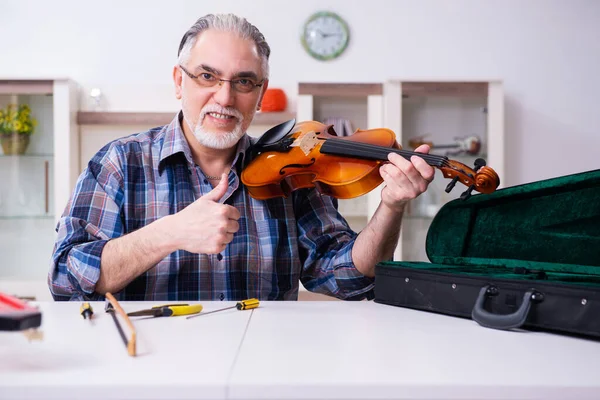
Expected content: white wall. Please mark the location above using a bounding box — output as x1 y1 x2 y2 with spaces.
2 0 599 185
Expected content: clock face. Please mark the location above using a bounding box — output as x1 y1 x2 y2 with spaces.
301 11 350 61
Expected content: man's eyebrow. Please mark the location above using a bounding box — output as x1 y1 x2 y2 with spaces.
194 64 260 80
234 71 260 81
195 64 221 75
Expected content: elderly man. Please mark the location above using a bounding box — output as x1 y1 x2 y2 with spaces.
49 13 434 301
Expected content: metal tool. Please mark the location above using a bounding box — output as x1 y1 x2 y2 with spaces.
127 304 203 318
80 302 94 320
186 298 259 319
105 301 128 350
105 293 137 357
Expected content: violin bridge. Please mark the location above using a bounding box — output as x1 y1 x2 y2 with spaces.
290 131 318 156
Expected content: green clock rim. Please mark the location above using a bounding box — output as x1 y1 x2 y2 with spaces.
301 11 350 61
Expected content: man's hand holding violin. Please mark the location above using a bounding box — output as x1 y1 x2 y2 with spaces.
379 144 435 213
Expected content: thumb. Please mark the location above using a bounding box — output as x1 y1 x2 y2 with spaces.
203 173 229 202
414 144 430 154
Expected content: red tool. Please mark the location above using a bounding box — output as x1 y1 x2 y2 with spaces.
0 292 42 331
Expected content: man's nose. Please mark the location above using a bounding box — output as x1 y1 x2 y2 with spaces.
212 80 235 106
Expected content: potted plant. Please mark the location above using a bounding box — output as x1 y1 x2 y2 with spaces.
0 103 37 155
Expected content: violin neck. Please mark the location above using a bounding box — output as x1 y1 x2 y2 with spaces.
320 138 448 168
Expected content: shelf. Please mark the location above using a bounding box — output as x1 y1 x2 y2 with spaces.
77 111 297 126
299 83 383 97
0 153 53 159
0 80 54 95
0 215 54 220
253 111 297 125
402 82 488 98
77 111 173 126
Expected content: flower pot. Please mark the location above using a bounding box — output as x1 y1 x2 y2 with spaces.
1 133 30 155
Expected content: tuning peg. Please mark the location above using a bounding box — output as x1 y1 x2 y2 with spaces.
474 158 486 171
445 176 459 193
460 184 475 200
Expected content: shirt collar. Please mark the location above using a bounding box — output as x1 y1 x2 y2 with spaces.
158 111 253 174
158 111 194 172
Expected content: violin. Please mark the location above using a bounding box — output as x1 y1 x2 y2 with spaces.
241 120 500 201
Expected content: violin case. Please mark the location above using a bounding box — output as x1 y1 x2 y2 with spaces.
373 168 600 338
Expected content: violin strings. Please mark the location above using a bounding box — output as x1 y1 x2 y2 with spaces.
327 138 447 164
327 138 454 168
329 141 453 168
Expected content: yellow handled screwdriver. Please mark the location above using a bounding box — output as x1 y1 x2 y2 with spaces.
80 302 94 321
127 304 203 318
186 298 259 319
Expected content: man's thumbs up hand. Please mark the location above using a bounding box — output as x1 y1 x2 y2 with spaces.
169 173 241 254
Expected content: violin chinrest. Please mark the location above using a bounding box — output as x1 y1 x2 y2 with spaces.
245 119 296 165
255 118 296 148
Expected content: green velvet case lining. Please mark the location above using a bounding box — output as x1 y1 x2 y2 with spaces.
386 169 600 287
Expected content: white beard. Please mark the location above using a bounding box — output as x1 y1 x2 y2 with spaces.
184 103 248 150
193 123 244 149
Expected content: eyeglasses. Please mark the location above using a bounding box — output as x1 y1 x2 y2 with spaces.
105 292 137 357
179 65 264 94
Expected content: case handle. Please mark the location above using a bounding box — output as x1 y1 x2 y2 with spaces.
471 285 543 330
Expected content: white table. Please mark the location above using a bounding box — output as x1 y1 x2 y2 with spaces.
0 301 250 400
1 301 600 400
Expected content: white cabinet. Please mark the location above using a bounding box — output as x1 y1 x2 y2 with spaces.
0 79 79 300
384 80 505 261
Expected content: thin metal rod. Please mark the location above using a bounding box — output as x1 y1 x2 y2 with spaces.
186 305 236 319
108 309 128 348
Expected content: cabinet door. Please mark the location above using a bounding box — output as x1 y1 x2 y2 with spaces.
385 80 504 262
0 80 78 300
0 92 55 297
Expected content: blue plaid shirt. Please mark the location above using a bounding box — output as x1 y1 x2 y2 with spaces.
49 113 375 302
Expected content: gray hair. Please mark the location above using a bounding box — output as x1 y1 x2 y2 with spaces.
178 13 270 79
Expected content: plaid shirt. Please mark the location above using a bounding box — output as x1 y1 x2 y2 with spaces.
49 113 375 302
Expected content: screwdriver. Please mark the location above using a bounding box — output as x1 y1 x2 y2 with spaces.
80 302 94 321
186 298 259 319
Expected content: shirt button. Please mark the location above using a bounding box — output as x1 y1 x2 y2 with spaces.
203 179 208 184
217 253 223 261
219 293 225 301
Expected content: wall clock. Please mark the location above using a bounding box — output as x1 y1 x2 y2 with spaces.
301 11 350 61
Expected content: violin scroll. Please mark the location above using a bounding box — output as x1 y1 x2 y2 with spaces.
440 158 500 200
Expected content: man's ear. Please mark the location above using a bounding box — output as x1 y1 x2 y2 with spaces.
257 79 269 110
173 65 183 100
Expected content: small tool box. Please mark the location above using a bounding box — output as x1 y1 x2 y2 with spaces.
374 169 600 338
